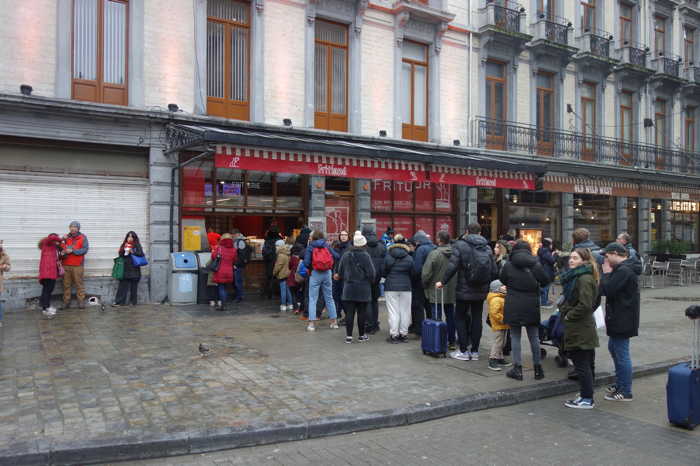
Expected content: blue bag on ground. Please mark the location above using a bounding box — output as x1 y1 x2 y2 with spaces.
421 288 448 357
667 318 700 429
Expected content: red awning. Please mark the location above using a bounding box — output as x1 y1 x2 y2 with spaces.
429 164 536 190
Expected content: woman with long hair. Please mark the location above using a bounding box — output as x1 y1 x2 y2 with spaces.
212 233 237 311
38 234 62 318
560 248 600 409
113 231 145 307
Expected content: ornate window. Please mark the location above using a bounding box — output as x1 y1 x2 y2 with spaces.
314 20 348 131
401 41 429 141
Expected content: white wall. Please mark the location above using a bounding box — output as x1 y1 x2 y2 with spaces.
360 10 394 137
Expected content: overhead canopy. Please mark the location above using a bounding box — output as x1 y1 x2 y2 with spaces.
166 123 546 190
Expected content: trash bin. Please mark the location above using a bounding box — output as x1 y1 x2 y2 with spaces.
169 252 198 305
195 251 212 304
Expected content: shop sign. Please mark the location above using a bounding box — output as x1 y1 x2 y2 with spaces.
430 170 535 190
671 200 700 213
574 184 613 195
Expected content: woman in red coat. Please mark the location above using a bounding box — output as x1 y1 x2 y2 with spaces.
212 233 237 311
38 233 62 318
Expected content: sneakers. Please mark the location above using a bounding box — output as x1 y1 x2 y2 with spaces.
450 351 470 361
388 335 401 344
209 300 216 307
280 304 287 312
345 336 353 344
42 307 57 319
337 318 346 326
329 321 339 329
604 391 633 402
358 335 369 343
497 359 513 367
605 384 618 394
306 323 316 332
534 364 545 380
488 359 502 371
399 334 408 343
506 364 523 381
469 352 480 361
564 396 595 409
287 304 294 312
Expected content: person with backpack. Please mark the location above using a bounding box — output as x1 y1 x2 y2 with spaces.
486 279 511 371
261 227 281 299
560 248 600 409
600 242 640 402
233 231 253 302
303 230 339 331
332 230 351 324
335 231 376 343
437 223 497 361
273 238 293 312
383 234 414 343
421 231 457 350
500 240 551 381
362 224 385 335
410 230 436 334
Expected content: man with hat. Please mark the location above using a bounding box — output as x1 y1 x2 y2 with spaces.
600 241 640 402
61 221 89 309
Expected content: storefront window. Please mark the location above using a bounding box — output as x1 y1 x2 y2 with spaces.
670 200 699 248
276 173 303 210
506 190 561 245
626 198 638 248
574 194 615 245
245 171 273 209
372 180 455 239
650 198 664 245
215 167 245 209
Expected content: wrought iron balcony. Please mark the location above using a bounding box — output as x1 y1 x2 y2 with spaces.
651 53 682 77
531 14 570 45
576 28 614 59
482 1 525 34
472 117 699 175
617 42 649 68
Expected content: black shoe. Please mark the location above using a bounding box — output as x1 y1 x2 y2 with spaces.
399 334 409 343
497 359 513 367
488 359 502 371
567 370 579 381
534 364 545 380
506 364 523 381
388 335 401 344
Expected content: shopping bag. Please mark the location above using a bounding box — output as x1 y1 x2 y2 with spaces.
593 305 605 329
112 257 125 280
130 254 149 267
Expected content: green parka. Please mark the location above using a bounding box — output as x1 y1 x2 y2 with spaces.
560 272 599 351
421 246 456 305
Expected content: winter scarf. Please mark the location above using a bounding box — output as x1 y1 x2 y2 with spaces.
560 264 593 304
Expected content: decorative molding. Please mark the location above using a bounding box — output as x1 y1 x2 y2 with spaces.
434 21 448 53
255 0 264 12
354 0 369 34
395 10 410 46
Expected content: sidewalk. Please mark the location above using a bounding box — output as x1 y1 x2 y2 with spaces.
0 286 697 465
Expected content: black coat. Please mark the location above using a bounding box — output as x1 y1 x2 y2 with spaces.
537 246 556 281
364 233 386 284
600 259 640 338
442 234 496 302
119 243 145 280
383 244 413 292
337 247 376 302
500 249 551 326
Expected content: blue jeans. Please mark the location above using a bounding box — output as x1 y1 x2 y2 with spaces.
308 270 337 321
540 285 551 306
279 280 293 306
233 268 244 301
432 302 457 345
217 284 228 303
608 337 633 396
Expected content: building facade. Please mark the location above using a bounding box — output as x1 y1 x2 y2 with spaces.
0 0 699 308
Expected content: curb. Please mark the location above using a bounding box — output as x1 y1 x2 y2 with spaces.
0 358 682 466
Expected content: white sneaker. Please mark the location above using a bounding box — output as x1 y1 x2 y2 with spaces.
450 351 470 361
45 307 57 319
470 352 480 361
306 324 316 332
209 300 216 307
280 304 287 312
287 304 294 311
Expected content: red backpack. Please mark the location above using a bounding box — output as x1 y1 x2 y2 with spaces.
312 246 333 271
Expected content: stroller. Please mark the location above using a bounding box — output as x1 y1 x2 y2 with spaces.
539 311 569 368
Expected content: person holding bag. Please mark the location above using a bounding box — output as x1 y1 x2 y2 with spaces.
38 234 62 318
112 231 146 307
560 248 600 409
212 233 237 311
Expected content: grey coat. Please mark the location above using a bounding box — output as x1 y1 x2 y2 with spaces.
383 243 414 292
337 247 376 302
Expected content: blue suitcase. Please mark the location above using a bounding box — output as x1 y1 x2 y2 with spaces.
421 289 447 358
667 319 700 430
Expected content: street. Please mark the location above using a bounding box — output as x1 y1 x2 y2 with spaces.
118 373 698 466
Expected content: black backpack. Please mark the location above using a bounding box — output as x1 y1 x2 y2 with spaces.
466 242 496 287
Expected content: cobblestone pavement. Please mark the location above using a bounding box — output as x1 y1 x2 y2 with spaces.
120 373 700 466
0 286 697 459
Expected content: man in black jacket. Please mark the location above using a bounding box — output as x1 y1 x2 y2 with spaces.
362 225 385 334
600 242 640 402
233 231 253 302
437 223 497 361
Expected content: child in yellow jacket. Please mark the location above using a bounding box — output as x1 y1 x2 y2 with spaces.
487 279 512 371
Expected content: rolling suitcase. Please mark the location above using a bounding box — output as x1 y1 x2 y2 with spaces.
667 316 700 430
421 288 448 358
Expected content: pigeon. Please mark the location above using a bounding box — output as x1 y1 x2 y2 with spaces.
198 343 211 357
686 305 700 320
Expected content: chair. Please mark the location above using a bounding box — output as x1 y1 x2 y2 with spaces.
640 259 653 288
666 260 684 286
695 260 700 283
650 261 669 288
680 259 694 285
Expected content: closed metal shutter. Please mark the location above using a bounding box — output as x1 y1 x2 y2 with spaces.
0 171 149 278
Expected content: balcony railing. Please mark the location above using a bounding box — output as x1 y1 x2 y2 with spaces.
682 65 700 83
578 28 613 58
652 54 682 77
483 2 523 34
473 117 699 175
532 14 570 45
618 42 648 67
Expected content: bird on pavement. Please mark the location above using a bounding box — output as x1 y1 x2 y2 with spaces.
198 343 211 357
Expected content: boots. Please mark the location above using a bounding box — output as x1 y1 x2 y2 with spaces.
506 364 523 381
534 364 545 380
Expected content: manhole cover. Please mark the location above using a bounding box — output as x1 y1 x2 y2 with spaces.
652 297 700 302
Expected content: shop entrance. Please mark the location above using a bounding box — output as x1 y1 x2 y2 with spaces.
325 177 355 242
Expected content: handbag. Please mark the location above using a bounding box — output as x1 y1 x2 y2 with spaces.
206 253 221 273
131 254 149 267
112 256 125 280
593 305 606 329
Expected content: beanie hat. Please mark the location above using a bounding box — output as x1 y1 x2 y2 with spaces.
353 231 367 248
69 221 81 229
489 279 504 294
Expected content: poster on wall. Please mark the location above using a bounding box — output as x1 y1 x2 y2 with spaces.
183 226 203 251
325 198 350 242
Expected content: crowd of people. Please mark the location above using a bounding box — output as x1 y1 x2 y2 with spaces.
0 219 642 410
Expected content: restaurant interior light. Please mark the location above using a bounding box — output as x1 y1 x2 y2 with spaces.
167 103 179 112
379 130 387 137
283 118 292 127
20 84 32 96
657 204 662 210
